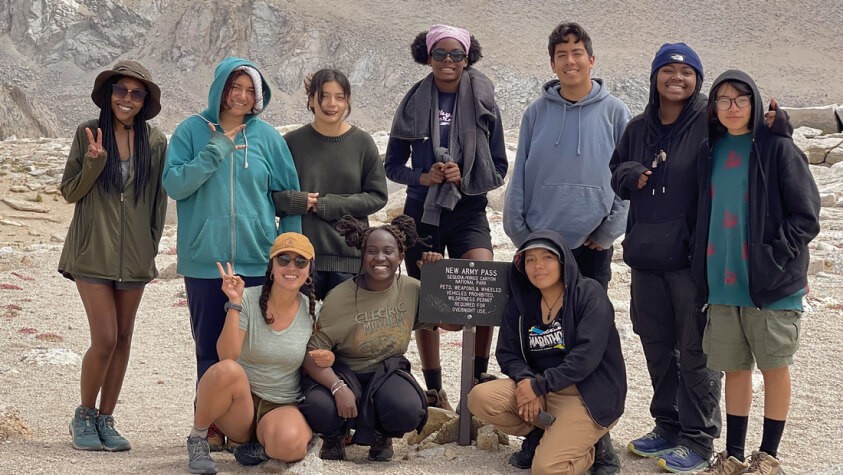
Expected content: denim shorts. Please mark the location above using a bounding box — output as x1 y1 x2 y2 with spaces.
703 304 801 371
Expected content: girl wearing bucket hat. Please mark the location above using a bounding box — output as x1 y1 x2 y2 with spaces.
163 57 301 451
383 24 507 414
58 60 168 452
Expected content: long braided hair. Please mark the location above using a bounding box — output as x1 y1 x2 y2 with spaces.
335 214 428 280
96 76 152 204
257 259 317 328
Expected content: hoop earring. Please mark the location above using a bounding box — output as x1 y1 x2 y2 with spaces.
269 274 274 281
305 276 313 286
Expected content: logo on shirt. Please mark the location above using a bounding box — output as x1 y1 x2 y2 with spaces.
438 109 452 126
355 302 408 335
528 320 565 352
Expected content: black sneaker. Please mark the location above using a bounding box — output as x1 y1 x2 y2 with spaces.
233 442 270 466
368 432 394 462
319 434 346 461
508 428 543 469
590 433 621 474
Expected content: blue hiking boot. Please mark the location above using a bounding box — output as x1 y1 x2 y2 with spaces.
657 446 709 473
233 442 270 466
627 432 675 458
69 406 102 451
95 414 131 452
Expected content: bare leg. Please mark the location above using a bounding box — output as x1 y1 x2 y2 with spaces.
76 281 119 409
194 360 254 444
257 406 312 462
98 287 144 415
760 367 791 420
724 370 753 416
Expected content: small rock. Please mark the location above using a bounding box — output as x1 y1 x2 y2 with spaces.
27 230 40 237
157 262 179 280
9 186 27 193
820 193 837 207
476 425 500 452
1 198 48 213
444 445 458 460
407 407 457 445
417 445 445 458
50 233 64 243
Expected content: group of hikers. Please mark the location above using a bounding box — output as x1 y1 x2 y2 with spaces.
57 19 820 475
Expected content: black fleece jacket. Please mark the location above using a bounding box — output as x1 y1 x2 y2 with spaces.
609 91 707 272
691 70 820 309
495 229 627 428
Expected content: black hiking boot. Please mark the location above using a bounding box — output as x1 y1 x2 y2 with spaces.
319 434 346 461
508 428 543 469
589 432 621 474
367 431 394 462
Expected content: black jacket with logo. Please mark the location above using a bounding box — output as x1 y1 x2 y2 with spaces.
495 230 626 428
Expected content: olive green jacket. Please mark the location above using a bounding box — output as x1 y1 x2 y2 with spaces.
58 119 168 282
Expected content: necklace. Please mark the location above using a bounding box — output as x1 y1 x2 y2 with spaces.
541 291 563 322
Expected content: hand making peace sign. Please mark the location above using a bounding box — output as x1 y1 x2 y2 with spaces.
84 127 106 160
216 261 244 303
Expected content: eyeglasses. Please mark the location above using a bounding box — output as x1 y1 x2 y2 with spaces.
275 254 310 269
112 84 148 102
715 95 752 111
430 48 467 62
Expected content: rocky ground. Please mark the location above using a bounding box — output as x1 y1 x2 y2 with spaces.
1 128 843 474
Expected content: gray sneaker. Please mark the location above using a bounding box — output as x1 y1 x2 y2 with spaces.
69 406 102 451
187 435 218 474
95 414 131 452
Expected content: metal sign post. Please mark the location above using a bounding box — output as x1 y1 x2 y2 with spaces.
419 259 510 446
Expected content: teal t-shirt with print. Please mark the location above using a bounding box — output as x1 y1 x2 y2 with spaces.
706 132 803 310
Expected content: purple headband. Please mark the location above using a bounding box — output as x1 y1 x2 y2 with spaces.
425 24 471 55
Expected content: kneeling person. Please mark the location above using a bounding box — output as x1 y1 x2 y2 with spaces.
468 230 627 474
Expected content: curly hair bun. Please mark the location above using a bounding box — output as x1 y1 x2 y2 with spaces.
336 215 366 249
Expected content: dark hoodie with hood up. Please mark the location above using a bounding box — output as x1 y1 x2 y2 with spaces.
609 71 708 272
495 229 626 428
691 70 820 309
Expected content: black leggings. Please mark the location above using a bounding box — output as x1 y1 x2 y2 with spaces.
299 372 426 438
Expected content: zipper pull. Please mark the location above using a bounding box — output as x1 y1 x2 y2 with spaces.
120 192 124 202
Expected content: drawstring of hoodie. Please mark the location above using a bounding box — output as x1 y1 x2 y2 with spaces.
553 105 583 156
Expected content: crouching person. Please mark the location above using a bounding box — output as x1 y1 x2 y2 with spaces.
468 230 627 474
299 215 455 462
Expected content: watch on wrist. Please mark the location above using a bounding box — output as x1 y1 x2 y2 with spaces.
224 301 243 313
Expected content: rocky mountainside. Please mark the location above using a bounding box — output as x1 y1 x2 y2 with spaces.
1 0 842 139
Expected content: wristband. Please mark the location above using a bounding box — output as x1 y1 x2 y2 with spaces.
331 382 348 396
330 379 345 392
224 301 243 313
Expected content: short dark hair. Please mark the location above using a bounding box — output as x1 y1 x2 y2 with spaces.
304 68 352 116
220 70 249 111
547 22 593 59
410 31 483 66
707 80 755 142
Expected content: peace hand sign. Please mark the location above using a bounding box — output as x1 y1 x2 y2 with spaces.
207 122 247 151
216 261 244 303
84 127 106 159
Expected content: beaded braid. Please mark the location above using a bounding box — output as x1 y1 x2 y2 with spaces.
258 259 318 328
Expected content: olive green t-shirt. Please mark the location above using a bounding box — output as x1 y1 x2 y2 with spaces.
309 276 433 373
237 287 314 404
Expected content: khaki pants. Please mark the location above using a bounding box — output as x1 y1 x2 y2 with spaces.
468 379 612 475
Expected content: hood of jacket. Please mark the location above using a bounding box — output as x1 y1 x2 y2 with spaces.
201 57 272 125
707 69 766 144
510 229 581 325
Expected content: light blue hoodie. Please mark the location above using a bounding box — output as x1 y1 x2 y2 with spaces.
163 57 301 278
503 78 630 249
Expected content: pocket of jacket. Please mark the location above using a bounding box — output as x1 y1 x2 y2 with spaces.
622 216 690 271
748 243 786 293
525 183 608 237
187 216 229 262
234 215 275 265
765 310 801 357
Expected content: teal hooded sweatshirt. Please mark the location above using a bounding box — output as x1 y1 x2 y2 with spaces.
163 57 301 278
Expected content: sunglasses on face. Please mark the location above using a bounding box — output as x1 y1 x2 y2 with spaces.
112 84 148 102
430 48 467 62
275 254 310 269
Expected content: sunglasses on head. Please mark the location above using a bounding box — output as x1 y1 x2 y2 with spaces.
430 48 467 62
112 84 148 102
275 254 310 269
